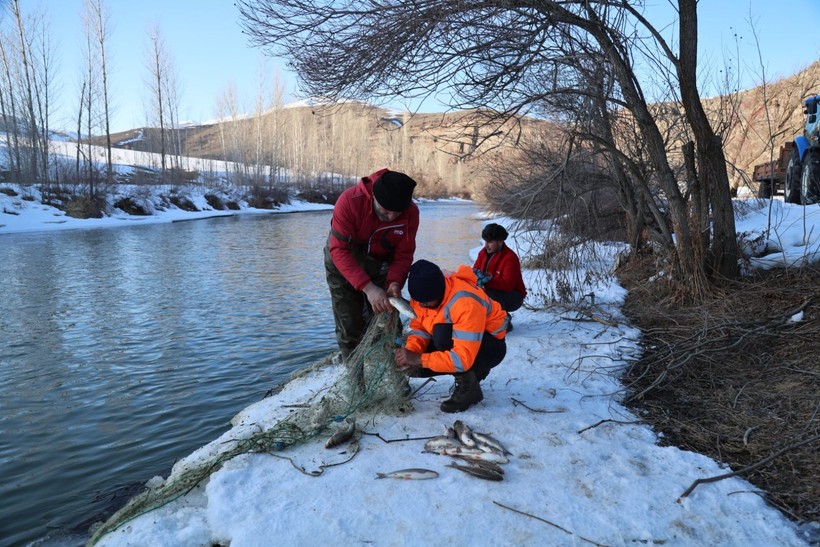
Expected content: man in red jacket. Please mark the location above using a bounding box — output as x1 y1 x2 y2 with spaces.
324 168 419 360
473 223 527 331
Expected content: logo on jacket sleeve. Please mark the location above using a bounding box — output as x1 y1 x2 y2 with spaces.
394 229 405 236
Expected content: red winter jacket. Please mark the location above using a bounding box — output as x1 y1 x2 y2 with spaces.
473 244 527 297
328 169 419 291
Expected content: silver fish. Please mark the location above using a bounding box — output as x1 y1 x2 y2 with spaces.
442 447 509 464
388 296 416 319
447 461 503 481
376 468 439 480
324 417 356 449
472 431 512 456
453 456 505 475
424 435 464 453
433 446 483 456
453 420 476 448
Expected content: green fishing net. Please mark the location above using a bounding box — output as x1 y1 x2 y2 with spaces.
88 312 411 545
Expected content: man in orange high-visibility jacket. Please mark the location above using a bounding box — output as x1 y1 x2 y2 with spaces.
394 259 509 413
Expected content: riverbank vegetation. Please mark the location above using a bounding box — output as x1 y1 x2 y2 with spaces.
619 256 819 523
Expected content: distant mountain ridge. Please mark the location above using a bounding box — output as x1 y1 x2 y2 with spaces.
89 102 536 199
89 61 820 197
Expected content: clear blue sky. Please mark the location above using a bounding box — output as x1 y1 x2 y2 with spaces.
26 0 820 133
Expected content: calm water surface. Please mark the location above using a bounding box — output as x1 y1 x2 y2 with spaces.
0 201 480 546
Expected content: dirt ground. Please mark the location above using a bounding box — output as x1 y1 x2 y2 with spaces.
617 257 819 526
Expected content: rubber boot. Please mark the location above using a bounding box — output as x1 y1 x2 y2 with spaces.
440 370 483 413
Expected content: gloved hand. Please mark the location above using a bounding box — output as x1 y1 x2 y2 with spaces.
472 268 492 288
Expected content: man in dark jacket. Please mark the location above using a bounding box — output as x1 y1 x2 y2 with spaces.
324 168 419 359
472 223 527 331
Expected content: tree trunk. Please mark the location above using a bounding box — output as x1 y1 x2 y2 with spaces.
12 0 40 181
677 0 739 279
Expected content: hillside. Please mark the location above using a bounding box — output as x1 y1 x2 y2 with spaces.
94 103 539 200
710 60 820 192
88 62 820 198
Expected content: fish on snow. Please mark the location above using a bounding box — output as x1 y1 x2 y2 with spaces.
452 455 505 475
376 468 439 480
324 417 356 449
432 446 509 464
452 420 477 448
471 431 512 456
424 435 464 453
447 461 503 481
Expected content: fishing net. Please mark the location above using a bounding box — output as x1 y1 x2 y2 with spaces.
88 312 412 545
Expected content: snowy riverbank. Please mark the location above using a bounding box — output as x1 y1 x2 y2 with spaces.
5 189 819 546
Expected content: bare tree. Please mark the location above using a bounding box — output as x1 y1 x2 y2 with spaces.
75 81 85 183
82 12 98 193
0 27 22 182
85 0 113 183
214 82 245 184
263 67 287 186
8 0 43 182
236 0 741 289
161 51 182 174
145 24 167 174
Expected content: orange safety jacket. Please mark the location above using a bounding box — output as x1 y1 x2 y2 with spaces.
405 265 508 373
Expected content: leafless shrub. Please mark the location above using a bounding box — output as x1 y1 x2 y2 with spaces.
246 183 290 209
113 196 151 216
620 256 820 522
64 195 105 219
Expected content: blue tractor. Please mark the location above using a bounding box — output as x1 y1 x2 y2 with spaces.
784 95 820 204
755 95 820 204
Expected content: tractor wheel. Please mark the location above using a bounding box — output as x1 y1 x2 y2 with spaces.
800 148 820 205
784 146 802 203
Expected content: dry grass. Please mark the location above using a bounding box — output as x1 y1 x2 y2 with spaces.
618 255 820 524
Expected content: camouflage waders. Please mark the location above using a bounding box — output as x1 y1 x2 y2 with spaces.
324 242 390 359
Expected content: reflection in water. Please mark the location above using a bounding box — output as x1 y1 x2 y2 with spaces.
0 201 481 545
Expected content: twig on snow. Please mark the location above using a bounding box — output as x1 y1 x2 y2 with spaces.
577 419 643 434
678 433 820 500
511 397 567 413
493 501 608 546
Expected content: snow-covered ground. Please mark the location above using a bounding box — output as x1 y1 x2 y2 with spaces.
3 177 819 545
0 183 332 235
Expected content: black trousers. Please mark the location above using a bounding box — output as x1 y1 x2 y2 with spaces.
413 325 506 381
484 288 524 312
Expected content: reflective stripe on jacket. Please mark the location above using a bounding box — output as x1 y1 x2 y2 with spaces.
406 265 508 373
473 244 527 297
328 169 419 291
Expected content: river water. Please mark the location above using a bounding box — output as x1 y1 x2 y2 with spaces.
0 201 481 546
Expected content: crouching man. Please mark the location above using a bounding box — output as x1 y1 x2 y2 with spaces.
393 259 509 413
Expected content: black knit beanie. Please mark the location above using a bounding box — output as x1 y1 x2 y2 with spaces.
408 259 446 303
373 170 416 212
481 223 508 241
